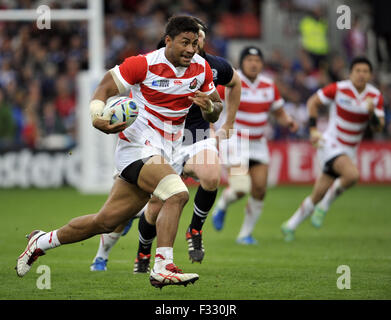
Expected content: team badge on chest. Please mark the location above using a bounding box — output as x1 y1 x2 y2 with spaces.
189 78 198 89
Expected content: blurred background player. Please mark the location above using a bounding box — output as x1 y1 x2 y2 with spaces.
90 17 241 272
281 56 385 242
16 16 222 288
212 46 298 245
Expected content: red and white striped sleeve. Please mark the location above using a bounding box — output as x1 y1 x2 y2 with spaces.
270 83 284 111
317 82 337 105
112 55 148 91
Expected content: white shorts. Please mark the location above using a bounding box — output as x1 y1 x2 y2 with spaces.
317 135 357 169
115 120 182 175
171 138 218 175
219 134 270 168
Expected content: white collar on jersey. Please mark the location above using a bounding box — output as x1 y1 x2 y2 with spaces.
346 79 368 100
238 69 263 89
159 47 200 78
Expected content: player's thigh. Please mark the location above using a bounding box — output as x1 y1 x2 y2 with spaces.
183 149 220 187
249 163 268 198
96 178 150 229
311 173 335 204
137 155 179 193
332 154 359 181
138 155 189 204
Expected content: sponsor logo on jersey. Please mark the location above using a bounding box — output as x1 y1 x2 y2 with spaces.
189 78 197 89
338 97 352 105
152 79 169 87
174 80 183 85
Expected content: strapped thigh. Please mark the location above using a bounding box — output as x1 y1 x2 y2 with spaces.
153 174 188 201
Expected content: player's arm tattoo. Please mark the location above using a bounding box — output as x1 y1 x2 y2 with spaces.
202 89 223 123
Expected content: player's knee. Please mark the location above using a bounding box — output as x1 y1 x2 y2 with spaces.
251 186 266 200
165 191 189 207
200 173 220 191
145 203 160 225
344 169 360 187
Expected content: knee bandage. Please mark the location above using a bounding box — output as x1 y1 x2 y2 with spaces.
153 174 188 201
229 174 251 194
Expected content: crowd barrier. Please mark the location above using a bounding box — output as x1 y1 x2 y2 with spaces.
1 141 390 189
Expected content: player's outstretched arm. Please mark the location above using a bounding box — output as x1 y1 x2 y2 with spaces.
89 71 128 134
307 93 324 147
272 107 298 133
189 89 223 123
365 97 385 132
372 115 385 132
218 69 241 139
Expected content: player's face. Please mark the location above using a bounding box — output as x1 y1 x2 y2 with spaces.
165 32 198 67
350 63 371 90
241 55 263 80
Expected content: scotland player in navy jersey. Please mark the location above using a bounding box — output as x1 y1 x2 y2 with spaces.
90 18 241 272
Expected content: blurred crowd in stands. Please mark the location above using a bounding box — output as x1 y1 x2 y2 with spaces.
0 0 390 151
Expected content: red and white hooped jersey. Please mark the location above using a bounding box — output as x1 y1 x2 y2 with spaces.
317 80 384 147
218 70 284 140
112 48 215 143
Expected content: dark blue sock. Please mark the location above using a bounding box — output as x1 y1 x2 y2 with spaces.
190 185 217 231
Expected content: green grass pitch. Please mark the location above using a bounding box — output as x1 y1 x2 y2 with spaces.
0 185 390 300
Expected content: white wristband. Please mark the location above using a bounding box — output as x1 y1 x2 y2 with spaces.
89 99 105 122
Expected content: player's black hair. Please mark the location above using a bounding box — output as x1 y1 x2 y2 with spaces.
349 56 373 72
193 17 207 33
157 37 166 49
165 15 199 39
239 46 264 67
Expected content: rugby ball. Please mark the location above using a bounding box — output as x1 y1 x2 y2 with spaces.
104 96 139 127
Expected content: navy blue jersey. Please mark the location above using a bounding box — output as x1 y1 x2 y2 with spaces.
183 53 234 145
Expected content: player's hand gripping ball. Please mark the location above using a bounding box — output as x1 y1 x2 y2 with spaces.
103 97 139 128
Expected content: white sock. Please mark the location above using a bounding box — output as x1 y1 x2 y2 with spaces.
37 230 61 252
317 178 345 212
154 247 173 271
286 196 314 230
238 197 263 239
216 187 239 211
94 232 122 260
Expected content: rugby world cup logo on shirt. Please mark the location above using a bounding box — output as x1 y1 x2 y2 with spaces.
189 78 198 89
152 79 169 87
338 97 352 106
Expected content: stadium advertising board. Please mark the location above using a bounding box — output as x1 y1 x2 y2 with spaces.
267 141 391 184
0 149 80 188
1 141 390 188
